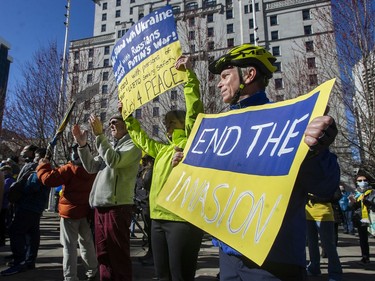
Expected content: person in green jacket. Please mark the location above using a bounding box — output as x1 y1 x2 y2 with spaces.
123 55 204 281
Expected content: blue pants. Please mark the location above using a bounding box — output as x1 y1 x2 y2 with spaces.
219 249 306 281
306 220 342 281
9 208 41 265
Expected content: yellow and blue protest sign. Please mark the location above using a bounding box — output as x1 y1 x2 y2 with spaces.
157 79 335 265
111 5 187 118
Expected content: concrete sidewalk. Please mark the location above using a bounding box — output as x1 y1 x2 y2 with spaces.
0 211 374 280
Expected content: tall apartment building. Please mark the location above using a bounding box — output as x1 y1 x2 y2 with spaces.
68 0 335 138
352 50 375 169
0 37 12 137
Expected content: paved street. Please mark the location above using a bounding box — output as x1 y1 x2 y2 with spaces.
0 212 374 280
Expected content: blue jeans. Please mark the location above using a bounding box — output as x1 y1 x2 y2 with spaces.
341 209 354 233
306 220 342 281
9 209 41 265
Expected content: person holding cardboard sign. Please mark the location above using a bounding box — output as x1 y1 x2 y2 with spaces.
122 55 204 281
172 44 340 281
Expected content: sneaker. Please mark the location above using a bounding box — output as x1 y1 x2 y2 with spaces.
0 263 26 276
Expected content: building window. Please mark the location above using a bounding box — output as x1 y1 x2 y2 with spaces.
74 51 79 60
227 38 234 48
104 46 110 55
116 10 121 18
203 0 217 8
87 74 93 83
274 62 281 72
306 41 314 52
186 2 198 10
130 7 133 15
102 84 108 94
84 100 90 110
135 109 142 119
153 107 159 117
248 3 259 13
250 34 255 44
275 78 283 89
207 13 214 22
207 27 214 37
116 0 121 7
302 9 311 20
152 125 159 137
249 19 254 29
226 9 233 19
101 24 106 32
153 96 160 102
207 41 215 51
226 0 233 6
102 71 109 81
84 113 90 122
227 23 234 34
138 13 144 20
244 5 249 14
73 63 79 71
103 59 109 67
172 6 181 14
101 98 107 108
309 74 318 86
189 31 195 40
304 25 312 35
190 44 195 52
102 2 107 10
271 31 279 40
88 61 93 69
100 112 106 122
130 0 135 3
270 15 278 26
171 90 177 100
272 46 280 56
189 17 195 27
102 13 107 21
203 0 216 8
307 57 316 69
88 48 94 58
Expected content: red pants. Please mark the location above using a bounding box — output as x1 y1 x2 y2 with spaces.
95 205 132 281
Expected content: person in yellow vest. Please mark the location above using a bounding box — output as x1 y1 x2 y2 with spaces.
349 174 374 264
306 192 342 280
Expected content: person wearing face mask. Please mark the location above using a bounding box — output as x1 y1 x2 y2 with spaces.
36 144 98 281
1 147 49 276
349 174 374 264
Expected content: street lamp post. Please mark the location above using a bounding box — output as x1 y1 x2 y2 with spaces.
47 0 71 212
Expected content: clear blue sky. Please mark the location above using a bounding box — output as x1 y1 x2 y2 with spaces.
0 0 95 93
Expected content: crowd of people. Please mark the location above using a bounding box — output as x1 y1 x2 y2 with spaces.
0 45 373 281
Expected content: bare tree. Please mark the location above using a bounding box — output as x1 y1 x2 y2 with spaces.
267 1 375 182
3 42 61 151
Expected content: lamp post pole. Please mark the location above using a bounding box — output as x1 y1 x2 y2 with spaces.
252 0 258 46
48 0 71 212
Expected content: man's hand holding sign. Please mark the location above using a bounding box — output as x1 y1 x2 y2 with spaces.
158 44 340 281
